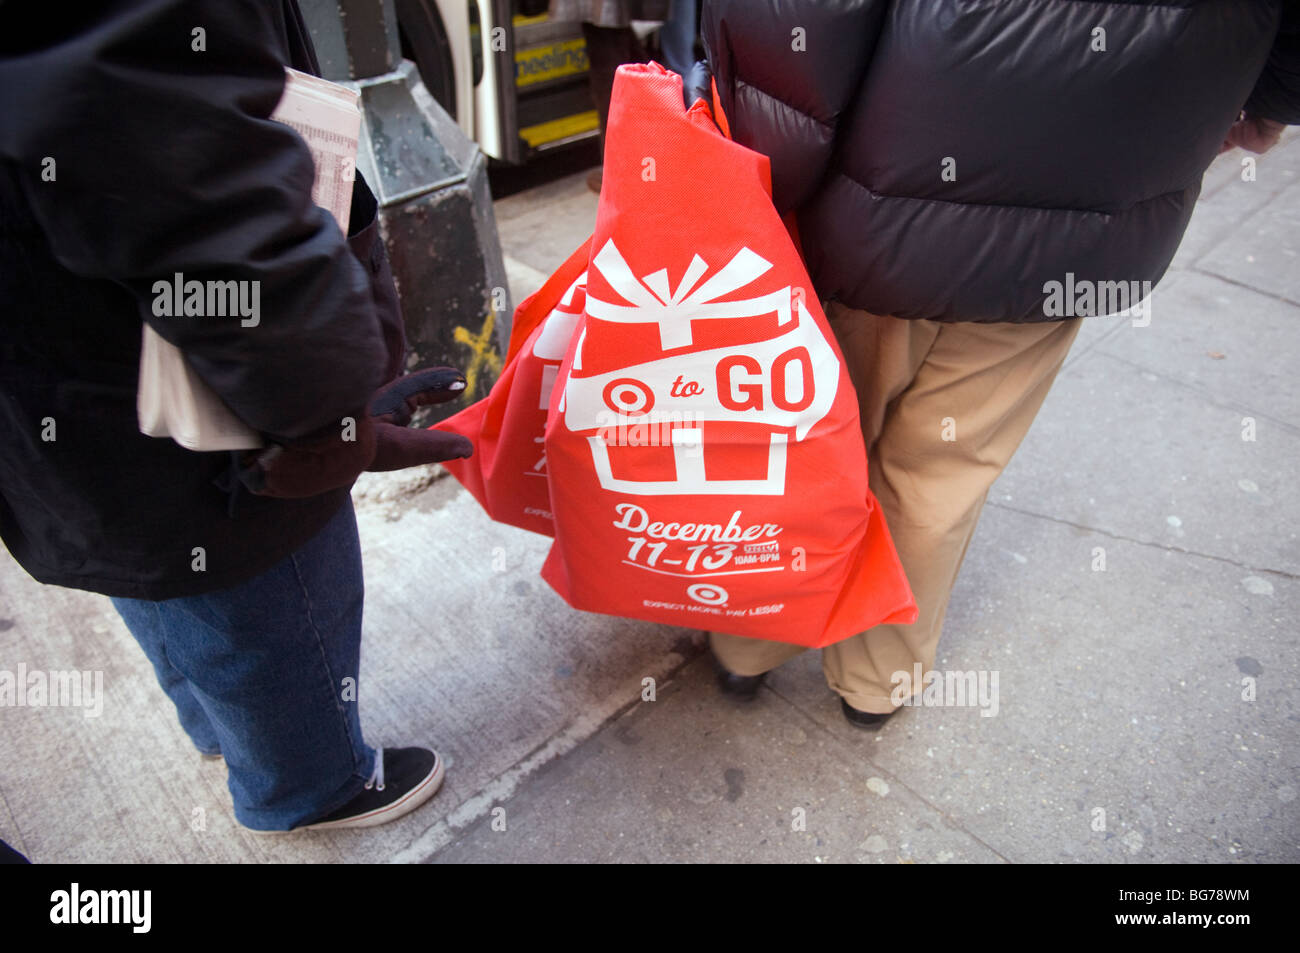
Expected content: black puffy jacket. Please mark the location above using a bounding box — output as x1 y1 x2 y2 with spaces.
0 1 404 599
704 0 1300 323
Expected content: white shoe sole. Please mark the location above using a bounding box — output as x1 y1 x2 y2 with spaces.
245 753 445 836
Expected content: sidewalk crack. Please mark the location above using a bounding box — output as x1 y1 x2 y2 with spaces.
1189 267 1300 311
0 786 31 860
1078 350 1300 435
986 501 1299 579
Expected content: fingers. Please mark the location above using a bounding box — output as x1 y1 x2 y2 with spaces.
364 365 474 471
1222 116 1286 156
368 367 468 425
368 423 474 472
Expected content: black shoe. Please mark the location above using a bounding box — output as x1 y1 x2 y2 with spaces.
715 664 765 700
249 747 445 834
840 698 896 731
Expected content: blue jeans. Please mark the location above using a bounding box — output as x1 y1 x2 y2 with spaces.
111 498 377 831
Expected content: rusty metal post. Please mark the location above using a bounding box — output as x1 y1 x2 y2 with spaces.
300 0 510 416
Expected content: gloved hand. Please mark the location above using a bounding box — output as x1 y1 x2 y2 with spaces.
368 367 474 471
237 367 473 498
683 59 713 114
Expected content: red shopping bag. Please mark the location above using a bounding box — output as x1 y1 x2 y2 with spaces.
538 63 917 647
436 239 590 536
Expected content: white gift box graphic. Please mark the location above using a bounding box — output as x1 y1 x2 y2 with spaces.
562 240 840 496
521 272 588 479
532 271 588 410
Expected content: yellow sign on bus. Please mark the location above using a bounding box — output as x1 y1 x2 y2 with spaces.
515 37 589 88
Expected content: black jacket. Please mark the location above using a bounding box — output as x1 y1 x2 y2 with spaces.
0 1 404 599
704 0 1300 323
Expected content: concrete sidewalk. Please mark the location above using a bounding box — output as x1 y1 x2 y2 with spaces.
1 138 1296 864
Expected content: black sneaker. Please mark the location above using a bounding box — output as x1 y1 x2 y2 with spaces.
840 698 897 731
294 747 445 832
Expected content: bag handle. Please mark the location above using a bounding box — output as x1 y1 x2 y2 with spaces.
710 76 732 140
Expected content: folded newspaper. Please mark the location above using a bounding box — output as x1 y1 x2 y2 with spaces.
137 67 362 451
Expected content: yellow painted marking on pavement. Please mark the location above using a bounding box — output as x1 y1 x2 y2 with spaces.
453 312 504 399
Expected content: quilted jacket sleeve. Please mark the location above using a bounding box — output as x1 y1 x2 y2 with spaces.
702 0 888 214
1245 2 1300 124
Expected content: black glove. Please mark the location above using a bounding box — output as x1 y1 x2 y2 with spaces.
237 367 473 498
683 60 713 114
368 366 474 471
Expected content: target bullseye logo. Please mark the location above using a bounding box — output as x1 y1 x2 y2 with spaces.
687 583 728 606
602 377 654 416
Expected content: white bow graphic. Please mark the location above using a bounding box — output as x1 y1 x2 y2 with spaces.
586 238 794 350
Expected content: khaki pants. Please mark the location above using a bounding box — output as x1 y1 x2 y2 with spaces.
710 304 1083 713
